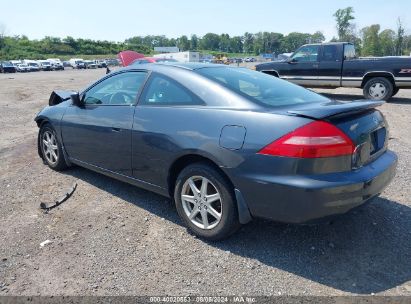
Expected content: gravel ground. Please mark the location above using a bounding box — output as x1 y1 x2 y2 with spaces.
0 69 410 296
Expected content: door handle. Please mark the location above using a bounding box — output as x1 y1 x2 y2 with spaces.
112 127 122 132
312 64 319 68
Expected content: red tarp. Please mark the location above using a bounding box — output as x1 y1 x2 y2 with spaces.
118 50 145 67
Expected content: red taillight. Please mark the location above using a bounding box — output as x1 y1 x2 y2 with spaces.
258 121 354 158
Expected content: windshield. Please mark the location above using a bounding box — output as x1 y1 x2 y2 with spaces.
196 67 328 107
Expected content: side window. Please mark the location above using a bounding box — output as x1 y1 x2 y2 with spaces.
291 45 319 62
83 71 147 105
140 74 203 106
322 45 339 61
344 44 356 60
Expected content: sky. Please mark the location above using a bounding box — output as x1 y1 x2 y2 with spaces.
0 0 410 42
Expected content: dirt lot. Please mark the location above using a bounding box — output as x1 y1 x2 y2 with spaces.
0 69 410 296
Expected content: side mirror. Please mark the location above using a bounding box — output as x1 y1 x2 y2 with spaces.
71 93 84 107
287 58 298 64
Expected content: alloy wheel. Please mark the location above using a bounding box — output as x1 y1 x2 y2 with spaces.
42 130 59 164
181 176 222 230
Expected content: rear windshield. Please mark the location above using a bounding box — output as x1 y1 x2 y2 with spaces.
196 67 328 107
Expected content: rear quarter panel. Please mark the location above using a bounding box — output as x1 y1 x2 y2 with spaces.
131 106 311 190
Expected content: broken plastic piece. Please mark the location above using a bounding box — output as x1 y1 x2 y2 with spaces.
40 182 77 211
40 240 52 247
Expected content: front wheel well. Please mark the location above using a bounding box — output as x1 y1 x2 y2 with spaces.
261 70 279 77
167 154 234 197
361 73 395 88
35 118 50 128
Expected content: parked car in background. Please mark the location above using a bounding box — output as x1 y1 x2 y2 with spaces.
22 60 41 72
23 60 39 72
255 42 411 100
28 62 41 72
95 60 107 68
106 58 121 66
0 61 17 73
10 60 22 68
84 60 98 69
35 63 397 240
69 58 86 69
16 63 30 72
47 58 65 70
38 60 53 71
62 61 71 68
131 57 178 65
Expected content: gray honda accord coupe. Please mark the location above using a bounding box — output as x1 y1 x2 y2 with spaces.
35 63 397 240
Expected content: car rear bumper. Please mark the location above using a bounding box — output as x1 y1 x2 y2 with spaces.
234 150 397 223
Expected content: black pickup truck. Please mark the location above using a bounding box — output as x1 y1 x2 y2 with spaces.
255 42 411 100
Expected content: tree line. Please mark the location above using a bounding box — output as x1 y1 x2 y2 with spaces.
332 7 409 56
0 31 328 60
1 7 410 60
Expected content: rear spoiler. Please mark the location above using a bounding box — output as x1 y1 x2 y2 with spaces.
49 90 76 106
287 100 385 120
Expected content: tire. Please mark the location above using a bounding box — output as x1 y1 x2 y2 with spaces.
363 77 393 101
39 124 68 171
392 87 400 97
174 162 240 240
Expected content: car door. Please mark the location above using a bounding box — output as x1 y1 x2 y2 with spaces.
131 72 205 187
281 45 320 86
317 44 342 87
61 70 148 176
